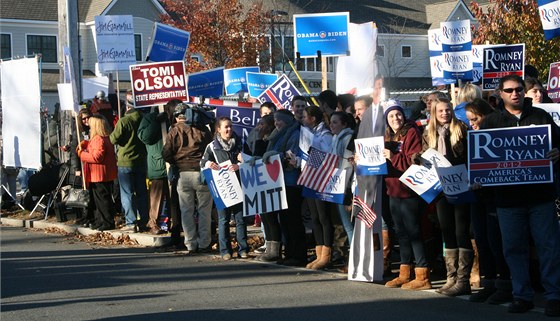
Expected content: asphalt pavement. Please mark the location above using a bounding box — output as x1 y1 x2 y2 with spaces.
0 226 550 321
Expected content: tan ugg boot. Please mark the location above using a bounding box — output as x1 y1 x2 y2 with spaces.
470 239 480 288
385 264 412 288
402 267 432 290
311 246 332 270
383 230 391 275
306 245 323 269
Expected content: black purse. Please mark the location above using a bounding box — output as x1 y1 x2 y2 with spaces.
64 177 90 208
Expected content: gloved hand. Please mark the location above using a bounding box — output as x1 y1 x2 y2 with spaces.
79 140 88 149
411 153 422 165
262 151 278 164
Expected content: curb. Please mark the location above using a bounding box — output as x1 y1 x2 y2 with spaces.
1 217 172 247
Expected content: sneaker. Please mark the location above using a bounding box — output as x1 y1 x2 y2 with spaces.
255 245 266 254
239 252 248 259
546 300 560 317
507 299 534 313
120 225 135 232
198 246 212 253
222 253 232 261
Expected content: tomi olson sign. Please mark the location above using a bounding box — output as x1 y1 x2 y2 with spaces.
129 60 188 107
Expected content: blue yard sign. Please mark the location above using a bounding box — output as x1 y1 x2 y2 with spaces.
482 44 525 91
538 0 560 41
468 125 553 186
215 105 260 141
293 12 350 58
188 67 224 98
223 66 260 95
147 23 190 62
246 72 278 98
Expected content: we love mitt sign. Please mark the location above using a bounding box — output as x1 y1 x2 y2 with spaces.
239 154 288 216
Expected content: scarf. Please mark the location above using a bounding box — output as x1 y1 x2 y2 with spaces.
217 135 236 152
437 124 450 157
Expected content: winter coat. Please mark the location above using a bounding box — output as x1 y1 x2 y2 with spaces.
109 109 147 168
137 111 167 180
384 122 422 198
162 122 213 172
266 122 301 186
201 134 242 168
79 135 117 186
480 100 560 207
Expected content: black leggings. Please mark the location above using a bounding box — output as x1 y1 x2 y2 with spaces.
436 197 472 249
307 198 333 247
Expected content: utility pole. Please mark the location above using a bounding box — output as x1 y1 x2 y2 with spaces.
58 0 80 162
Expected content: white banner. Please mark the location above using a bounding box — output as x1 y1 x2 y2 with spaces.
57 83 78 112
336 22 377 94
239 155 288 216
94 15 136 72
1 58 42 169
82 77 109 100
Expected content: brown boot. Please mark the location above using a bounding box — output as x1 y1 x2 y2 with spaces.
382 230 391 275
470 239 480 288
306 246 323 269
441 248 473 296
436 248 459 293
311 246 331 270
385 264 412 288
402 267 432 290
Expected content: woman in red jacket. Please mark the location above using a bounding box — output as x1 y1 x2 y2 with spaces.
78 115 118 231
382 100 431 290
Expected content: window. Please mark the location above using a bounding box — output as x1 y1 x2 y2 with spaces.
401 45 411 58
134 34 142 61
377 45 385 58
1 34 11 59
27 35 57 62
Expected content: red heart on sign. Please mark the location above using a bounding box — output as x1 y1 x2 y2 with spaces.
266 159 281 182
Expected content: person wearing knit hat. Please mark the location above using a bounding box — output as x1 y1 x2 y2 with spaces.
273 109 296 127
383 99 405 123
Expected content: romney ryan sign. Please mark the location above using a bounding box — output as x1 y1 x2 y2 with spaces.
468 125 553 186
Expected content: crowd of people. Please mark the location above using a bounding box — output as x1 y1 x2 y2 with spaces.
3 73 560 317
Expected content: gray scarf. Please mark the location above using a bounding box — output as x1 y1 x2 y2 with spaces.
217 135 236 151
437 124 449 157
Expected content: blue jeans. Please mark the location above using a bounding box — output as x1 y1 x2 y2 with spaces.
497 201 560 301
218 203 248 256
118 166 149 226
336 204 354 245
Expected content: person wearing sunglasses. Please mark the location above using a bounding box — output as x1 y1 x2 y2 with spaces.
480 75 560 316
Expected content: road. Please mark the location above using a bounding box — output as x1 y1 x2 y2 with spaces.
0 226 548 321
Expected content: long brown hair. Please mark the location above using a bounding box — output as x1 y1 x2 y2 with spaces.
88 115 111 138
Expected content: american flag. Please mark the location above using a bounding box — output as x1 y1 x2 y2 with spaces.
353 196 377 229
297 147 340 193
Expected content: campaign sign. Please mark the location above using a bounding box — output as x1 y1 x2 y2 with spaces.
94 15 136 72
215 106 259 141
354 137 387 175
302 168 347 204
428 29 455 86
147 23 190 62
293 12 350 58
534 103 560 126
442 51 473 82
548 62 560 102
130 60 188 107
298 126 314 161
472 45 485 83
434 164 475 204
246 72 278 98
239 155 288 216
468 125 553 186
538 0 560 41
420 148 453 168
224 66 259 95
257 75 302 110
440 20 472 53
188 67 224 98
202 161 243 210
482 44 525 91
400 165 442 204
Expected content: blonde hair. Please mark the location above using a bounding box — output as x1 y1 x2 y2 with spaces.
457 83 482 104
426 98 465 149
88 115 111 138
